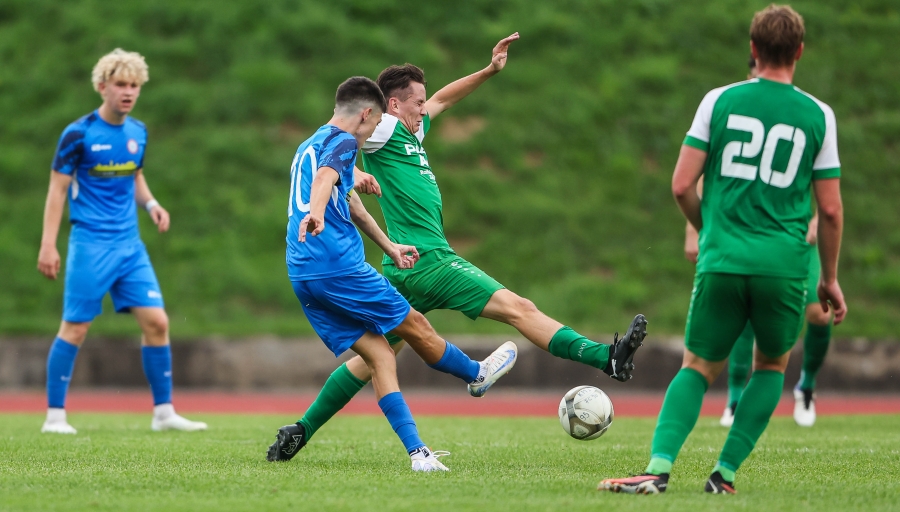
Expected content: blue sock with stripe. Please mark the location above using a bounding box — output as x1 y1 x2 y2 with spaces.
46 337 79 408
428 340 481 383
141 346 173 406
378 392 425 453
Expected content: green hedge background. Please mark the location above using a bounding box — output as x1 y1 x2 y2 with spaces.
1 0 898 338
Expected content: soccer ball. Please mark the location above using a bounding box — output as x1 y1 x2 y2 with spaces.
558 385 614 440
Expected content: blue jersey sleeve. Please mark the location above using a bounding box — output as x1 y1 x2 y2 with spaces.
52 126 85 175
318 133 358 185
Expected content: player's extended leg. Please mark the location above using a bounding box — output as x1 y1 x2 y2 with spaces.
721 322 754 427
295 310 517 445
599 273 747 494
480 289 646 382
132 307 207 432
42 321 91 434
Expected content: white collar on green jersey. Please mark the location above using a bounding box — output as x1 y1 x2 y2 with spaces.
363 114 426 153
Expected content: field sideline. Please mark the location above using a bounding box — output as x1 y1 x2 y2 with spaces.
1 413 898 512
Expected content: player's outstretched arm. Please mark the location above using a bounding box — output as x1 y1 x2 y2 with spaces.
672 145 707 230
348 192 419 269
298 166 340 242
424 32 519 120
37 170 70 280
813 178 846 324
134 169 170 233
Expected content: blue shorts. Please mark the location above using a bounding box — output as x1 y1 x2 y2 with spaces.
292 263 411 357
63 240 164 323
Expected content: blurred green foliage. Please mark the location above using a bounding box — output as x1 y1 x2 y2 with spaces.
1 0 898 338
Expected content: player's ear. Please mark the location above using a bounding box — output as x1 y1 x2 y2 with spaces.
361 107 372 123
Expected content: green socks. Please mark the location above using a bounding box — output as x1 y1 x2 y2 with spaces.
718 369 784 473
298 363 367 440
799 322 832 390
646 368 708 473
727 323 755 405
548 326 610 371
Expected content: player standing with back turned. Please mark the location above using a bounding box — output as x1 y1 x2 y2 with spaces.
599 4 846 494
37 49 206 434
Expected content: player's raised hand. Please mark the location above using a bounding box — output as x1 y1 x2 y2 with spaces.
37 243 61 280
389 244 420 269
490 32 519 73
818 279 847 325
354 168 382 197
299 213 325 242
149 204 170 233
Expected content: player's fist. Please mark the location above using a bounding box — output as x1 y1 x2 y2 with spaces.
37 242 61 280
817 279 847 325
149 204 170 233
389 244 420 269
299 214 325 242
490 32 519 73
354 168 382 197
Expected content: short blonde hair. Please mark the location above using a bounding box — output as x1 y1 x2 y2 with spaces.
91 48 149 91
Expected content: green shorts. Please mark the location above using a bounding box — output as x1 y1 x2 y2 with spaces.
685 272 806 361
806 248 821 306
383 248 505 344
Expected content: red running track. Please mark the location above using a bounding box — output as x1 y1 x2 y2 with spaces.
2 390 900 416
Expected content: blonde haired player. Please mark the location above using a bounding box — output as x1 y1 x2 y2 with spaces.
38 49 206 434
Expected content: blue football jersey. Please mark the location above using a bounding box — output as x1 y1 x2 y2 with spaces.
52 111 147 244
286 125 365 281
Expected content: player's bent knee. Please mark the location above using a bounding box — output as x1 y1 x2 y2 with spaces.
58 321 91 346
805 305 832 326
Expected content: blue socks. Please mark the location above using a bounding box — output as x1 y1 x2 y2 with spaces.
428 340 480 383
378 392 425 453
46 337 79 408
141 346 173 406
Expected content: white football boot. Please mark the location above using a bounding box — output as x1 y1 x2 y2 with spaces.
409 447 450 472
719 405 735 428
468 341 518 397
41 408 77 434
793 387 816 427
151 404 208 432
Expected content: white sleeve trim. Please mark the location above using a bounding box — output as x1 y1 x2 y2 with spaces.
796 90 840 170
363 115 399 154
686 79 757 143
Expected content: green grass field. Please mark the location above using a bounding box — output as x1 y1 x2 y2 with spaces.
1 414 897 511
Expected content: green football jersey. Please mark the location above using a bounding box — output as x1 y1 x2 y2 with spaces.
362 113 450 265
683 78 840 278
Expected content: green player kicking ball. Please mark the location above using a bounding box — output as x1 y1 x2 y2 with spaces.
684 57 835 429
287 32 648 457
600 4 847 495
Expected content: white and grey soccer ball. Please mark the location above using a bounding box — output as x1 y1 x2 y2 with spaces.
558 385 614 440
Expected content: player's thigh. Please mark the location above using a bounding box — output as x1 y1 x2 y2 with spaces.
403 250 504 320
684 272 751 362
62 243 121 323
382 266 424 346
292 280 368 357
747 276 806 359
109 243 164 314
301 265 412 352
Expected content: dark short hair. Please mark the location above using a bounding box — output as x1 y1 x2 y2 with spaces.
750 4 805 68
335 76 386 113
376 64 426 100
